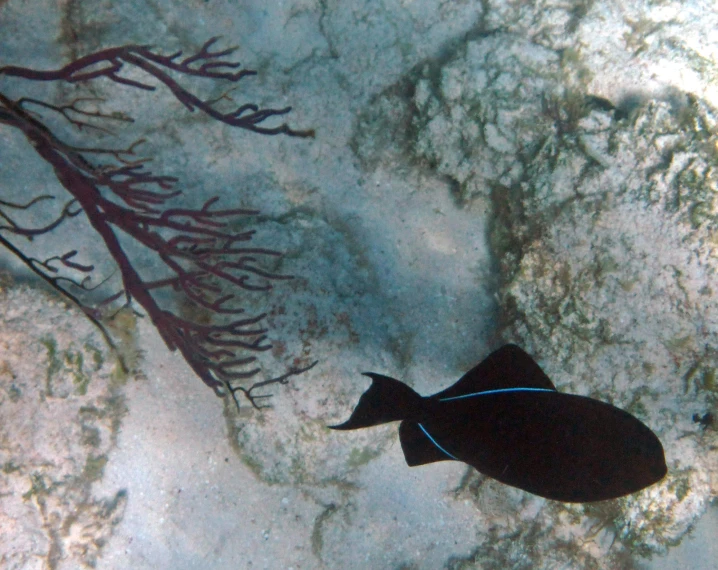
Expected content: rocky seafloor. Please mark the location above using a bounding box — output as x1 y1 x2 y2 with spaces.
2 0 717 568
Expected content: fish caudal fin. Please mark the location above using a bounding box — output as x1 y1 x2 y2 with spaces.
328 373 423 430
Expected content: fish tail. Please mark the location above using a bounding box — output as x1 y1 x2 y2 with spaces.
328 373 423 430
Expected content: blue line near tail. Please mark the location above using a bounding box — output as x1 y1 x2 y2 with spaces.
439 387 554 402
418 423 459 461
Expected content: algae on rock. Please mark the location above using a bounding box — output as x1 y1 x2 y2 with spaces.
493 59 718 564
353 27 718 570
0 282 128 569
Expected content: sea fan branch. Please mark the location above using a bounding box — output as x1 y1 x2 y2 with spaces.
0 38 316 410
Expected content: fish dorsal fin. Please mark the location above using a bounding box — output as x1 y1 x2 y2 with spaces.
430 344 557 400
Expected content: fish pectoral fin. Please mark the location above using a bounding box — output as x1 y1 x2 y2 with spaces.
399 421 456 466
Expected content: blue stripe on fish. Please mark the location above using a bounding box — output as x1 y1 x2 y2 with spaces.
418 423 459 461
439 387 554 402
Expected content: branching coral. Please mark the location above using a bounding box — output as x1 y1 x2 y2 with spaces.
0 37 316 409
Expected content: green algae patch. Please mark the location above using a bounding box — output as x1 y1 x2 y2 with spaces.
346 445 382 470
83 455 108 483
311 503 338 559
39 336 109 397
40 337 62 397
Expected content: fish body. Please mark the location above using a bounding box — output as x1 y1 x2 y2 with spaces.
330 344 667 503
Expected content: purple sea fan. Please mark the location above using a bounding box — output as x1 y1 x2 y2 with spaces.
0 37 316 409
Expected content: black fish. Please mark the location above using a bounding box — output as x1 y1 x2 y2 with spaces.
330 344 667 502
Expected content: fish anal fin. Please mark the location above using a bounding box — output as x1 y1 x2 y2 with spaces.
432 344 556 400
399 421 454 466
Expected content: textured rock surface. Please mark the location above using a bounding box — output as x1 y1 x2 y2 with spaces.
0 282 127 570
354 16 718 570
494 92 718 556
1 0 717 569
